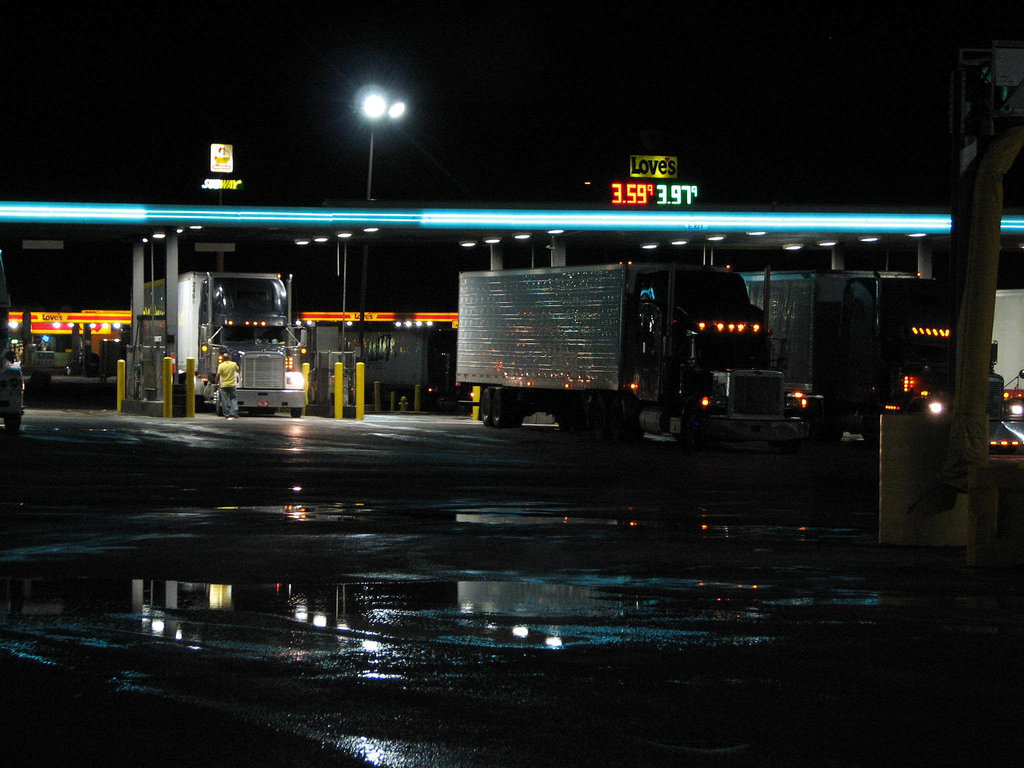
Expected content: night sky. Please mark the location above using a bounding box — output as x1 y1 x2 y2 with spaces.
2 2 1023 309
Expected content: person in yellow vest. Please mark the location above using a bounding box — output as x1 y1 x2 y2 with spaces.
216 352 240 419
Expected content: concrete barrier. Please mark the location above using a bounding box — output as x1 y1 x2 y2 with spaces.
880 412 1024 565
968 462 1024 566
878 413 969 547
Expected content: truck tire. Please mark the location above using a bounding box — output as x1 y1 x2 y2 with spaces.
491 388 523 429
675 406 704 451
587 395 610 439
4 415 21 433
480 387 495 427
289 408 303 418
608 393 642 443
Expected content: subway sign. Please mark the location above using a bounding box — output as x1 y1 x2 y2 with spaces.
629 155 677 178
201 178 244 191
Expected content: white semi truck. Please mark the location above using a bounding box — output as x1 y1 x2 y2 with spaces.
177 272 307 417
0 252 25 432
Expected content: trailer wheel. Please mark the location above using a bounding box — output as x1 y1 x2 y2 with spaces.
587 395 610 439
4 415 21 433
491 388 523 429
289 408 303 418
480 387 495 427
608 393 642 443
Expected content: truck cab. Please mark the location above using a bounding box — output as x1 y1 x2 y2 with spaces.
178 272 307 417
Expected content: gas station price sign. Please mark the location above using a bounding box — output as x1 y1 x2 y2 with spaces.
610 182 699 206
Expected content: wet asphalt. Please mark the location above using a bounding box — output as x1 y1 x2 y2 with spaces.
2 379 1024 767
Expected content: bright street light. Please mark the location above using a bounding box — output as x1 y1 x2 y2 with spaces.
358 89 407 361
361 91 405 202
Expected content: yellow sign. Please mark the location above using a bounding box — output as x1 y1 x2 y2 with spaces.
210 143 234 173
629 155 677 179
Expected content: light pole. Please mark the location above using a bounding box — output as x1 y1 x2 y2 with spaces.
362 92 406 202
359 91 405 358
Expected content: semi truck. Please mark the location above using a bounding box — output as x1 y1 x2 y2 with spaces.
742 270 952 440
457 263 807 450
0 252 25 432
177 272 307 417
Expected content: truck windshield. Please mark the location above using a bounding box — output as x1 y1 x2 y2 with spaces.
880 279 951 350
636 268 769 369
211 277 287 322
222 326 289 345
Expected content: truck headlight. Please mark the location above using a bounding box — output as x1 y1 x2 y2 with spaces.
285 370 305 390
928 401 944 415
1010 402 1024 418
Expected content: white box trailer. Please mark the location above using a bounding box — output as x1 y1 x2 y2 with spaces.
993 289 1024 389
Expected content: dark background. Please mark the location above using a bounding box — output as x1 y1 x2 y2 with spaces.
2 2 1022 310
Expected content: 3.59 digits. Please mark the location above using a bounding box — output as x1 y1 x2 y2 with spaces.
610 182 654 205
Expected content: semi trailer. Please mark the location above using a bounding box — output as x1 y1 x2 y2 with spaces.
457 263 806 450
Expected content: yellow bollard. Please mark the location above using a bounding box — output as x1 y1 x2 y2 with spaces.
374 381 382 413
302 362 310 416
185 357 196 418
356 362 366 420
414 384 422 413
334 362 344 419
390 390 397 412
162 356 174 418
472 385 481 420
116 359 126 411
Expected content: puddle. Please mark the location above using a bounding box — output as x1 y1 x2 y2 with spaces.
271 503 873 543
2 576 781 655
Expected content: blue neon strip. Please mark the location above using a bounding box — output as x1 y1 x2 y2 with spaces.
1 200 1021 234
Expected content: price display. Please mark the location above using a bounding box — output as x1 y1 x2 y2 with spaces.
610 182 699 206
610 182 655 205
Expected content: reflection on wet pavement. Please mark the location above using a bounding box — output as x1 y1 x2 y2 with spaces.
276 503 873 544
5 563 1024 766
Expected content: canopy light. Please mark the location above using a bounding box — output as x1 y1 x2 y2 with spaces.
6 202 1012 239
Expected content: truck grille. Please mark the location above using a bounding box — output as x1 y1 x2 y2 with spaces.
731 371 783 417
987 374 1005 419
241 353 284 389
